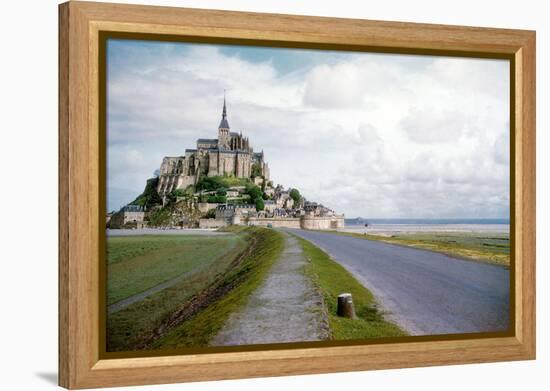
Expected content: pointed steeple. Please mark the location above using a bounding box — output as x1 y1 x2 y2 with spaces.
219 90 230 129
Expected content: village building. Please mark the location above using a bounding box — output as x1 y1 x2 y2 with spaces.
108 205 146 229
263 200 277 213
215 204 257 225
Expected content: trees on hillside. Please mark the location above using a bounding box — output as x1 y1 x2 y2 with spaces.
255 197 265 211
289 188 301 205
245 183 265 211
130 177 163 208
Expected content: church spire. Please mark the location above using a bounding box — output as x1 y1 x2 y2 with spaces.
219 90 230 129
222 91 227 119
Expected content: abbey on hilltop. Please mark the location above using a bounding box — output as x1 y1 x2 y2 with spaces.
156 96 270 197
107 95 344 231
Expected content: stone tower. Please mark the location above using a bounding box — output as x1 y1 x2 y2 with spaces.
218 94 230 149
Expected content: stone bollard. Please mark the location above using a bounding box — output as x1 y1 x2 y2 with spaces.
337 293 356 319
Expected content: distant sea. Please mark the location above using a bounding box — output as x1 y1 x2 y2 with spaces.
343 218 510 235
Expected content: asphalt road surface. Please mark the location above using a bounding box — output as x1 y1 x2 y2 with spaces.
290 229 510 336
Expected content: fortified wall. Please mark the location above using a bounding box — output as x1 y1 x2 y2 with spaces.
198 218 227 229
246 214 345 230
246 217 301 229
301 215 345 230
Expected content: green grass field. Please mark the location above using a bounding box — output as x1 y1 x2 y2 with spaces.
337 231 510 266
296 236 406 340
107 235 244 305
106 227 284 351
107 233 247 351
152 227 284 349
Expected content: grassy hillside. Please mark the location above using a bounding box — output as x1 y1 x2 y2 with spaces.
195 175 251 191
129 177 162 208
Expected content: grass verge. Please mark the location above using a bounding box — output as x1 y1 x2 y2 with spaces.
137 227 284 350
295 236 406 340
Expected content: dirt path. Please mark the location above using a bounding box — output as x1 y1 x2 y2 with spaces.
211 232 330 346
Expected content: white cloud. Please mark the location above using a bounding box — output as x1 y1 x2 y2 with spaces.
107 41 509 218
400 108 467 144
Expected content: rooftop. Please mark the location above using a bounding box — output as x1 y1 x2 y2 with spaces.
122 205 144 212
217 204 256 210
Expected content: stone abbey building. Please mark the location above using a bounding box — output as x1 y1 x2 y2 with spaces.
108 95 344 231
156 97 270 196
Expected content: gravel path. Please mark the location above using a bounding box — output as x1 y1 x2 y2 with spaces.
290 229 509 336
211 232 330 346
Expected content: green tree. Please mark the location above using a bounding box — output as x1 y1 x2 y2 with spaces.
195 176 224 192
204 209 216 218
196 175 251 191
171 188 186 197
289 188 301 205
130 177 163 208
246 183 263 200
184 185 195 197
255 197 264 211
168 188 186 203
207 195 226 203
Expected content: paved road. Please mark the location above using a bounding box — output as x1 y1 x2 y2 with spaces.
290 229 510 336
211 232 330 346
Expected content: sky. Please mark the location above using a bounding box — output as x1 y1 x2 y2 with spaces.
106 39 510 219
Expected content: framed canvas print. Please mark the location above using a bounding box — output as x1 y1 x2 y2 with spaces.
58 1 536 389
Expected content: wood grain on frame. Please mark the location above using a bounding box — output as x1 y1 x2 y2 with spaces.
58 1 535 389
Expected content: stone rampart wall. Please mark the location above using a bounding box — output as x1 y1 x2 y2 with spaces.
301 215 345 230
246 215 345 230
247 217 301 229
198 218 228 229
197 203 219 213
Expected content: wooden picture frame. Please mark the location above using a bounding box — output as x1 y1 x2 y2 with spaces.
59 1 536 389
